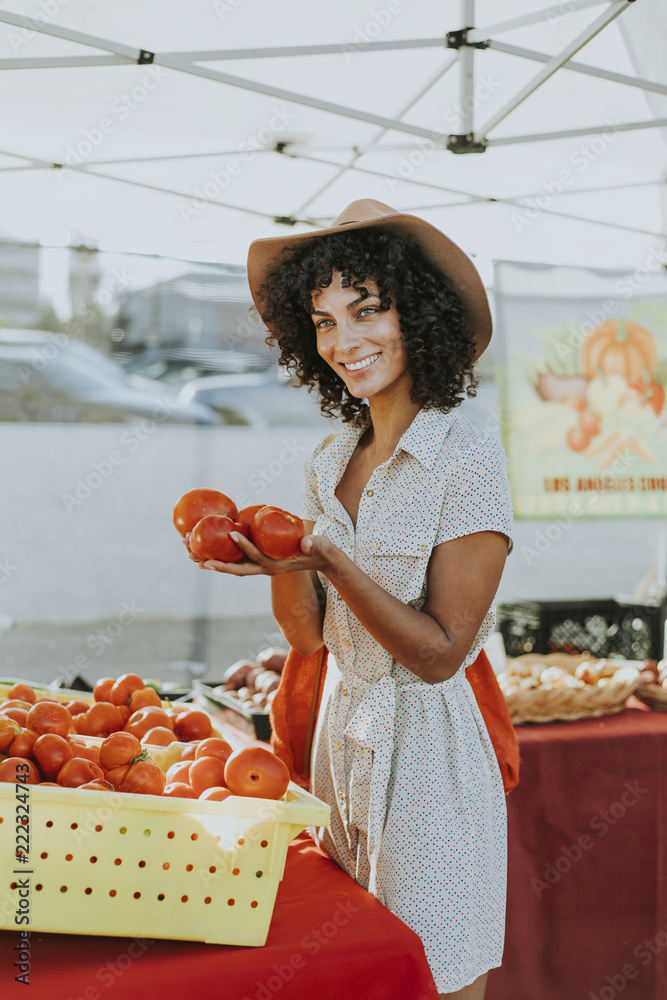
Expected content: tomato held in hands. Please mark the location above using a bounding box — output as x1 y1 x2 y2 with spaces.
224 746 290 800
236 504 266 529
173 489 238 537
250 506 305 560
189 515 250 563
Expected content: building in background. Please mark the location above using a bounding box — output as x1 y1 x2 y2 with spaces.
0 243 41 328
118 267 269 358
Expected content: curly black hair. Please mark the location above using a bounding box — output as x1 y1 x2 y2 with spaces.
256 227 479 424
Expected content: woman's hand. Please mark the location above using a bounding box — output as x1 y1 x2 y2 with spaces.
184 529 341 578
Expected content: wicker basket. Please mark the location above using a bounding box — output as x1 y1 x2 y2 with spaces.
500 654 640 725
634 684 667 711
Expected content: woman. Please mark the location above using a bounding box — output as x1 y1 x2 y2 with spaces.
193 200 513 999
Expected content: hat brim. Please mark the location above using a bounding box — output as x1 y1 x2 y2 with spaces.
246 210 491 359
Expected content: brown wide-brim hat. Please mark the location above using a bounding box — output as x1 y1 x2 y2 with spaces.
246 198 492 359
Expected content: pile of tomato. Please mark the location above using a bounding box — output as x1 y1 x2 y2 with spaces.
173 488 305 562
0 678 290 801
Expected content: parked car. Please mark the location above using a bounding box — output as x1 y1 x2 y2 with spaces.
177 370 333 428
0 330 219 424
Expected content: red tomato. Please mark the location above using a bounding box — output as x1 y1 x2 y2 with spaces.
57 757 105 787
78 779 115 791
110 673 145 707
7 683 36 704
93 678 115 703
174 710 211 742
163 781 198 799
199 786 232 802
2 708 28 728
0 717 19 752
33 734 73 780
173 488 238 537
224 747 290 800
189 756 228 795
128 687 161 712
141 727 177 747
99 732 144 771
67 739 102 767
110 760 166 796
77 702 124 738
250 506 305 560
117 705 132 726
0 756 40 784
62 699 90 717
34 695 59 703
1 699 32 710
189 515 250 563
178 743 199 761
8 730 38 760
195 738 233 764
236 504 267 529
26 701 72 738
125 707 174 740
165 760 192 784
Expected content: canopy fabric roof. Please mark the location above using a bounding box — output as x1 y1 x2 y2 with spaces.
0 0 665 284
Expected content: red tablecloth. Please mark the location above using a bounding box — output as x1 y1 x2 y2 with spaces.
488 706 667 1000
0 832 438 1000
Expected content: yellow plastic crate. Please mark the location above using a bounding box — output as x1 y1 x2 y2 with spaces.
0 736 330 946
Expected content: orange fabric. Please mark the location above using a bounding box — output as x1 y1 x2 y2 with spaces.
270 645 520 795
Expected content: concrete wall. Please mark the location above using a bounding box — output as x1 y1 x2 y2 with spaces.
0 417 662 627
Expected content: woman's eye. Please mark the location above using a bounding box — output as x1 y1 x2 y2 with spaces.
359 307 377 316
315 318 333 329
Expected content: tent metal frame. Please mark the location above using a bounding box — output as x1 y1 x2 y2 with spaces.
0 0 663 238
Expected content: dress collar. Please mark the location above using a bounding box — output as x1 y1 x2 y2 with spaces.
396 407 455 470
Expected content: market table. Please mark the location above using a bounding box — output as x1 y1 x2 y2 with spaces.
1 831 439 1000
488 704 667 1000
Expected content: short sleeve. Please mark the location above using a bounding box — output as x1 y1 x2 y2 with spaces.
434 433 514 554
301 433 338 521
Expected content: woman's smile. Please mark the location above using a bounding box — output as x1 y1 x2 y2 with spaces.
311 271 409 400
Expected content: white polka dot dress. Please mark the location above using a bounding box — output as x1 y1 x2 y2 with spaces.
303 406 514 994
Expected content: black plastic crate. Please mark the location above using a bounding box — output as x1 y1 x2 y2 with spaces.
497 599 667 661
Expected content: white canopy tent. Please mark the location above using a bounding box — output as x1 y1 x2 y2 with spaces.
0 0 665 287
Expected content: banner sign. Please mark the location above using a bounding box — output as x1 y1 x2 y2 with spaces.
494 257 667 518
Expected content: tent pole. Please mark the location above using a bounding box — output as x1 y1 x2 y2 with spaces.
459 0 476 137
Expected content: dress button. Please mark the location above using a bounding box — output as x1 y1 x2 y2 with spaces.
343 639 351 649
419 543 427 553
342 689 349 696
335 741 342 750
366 489 374 497
374 540 380 549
